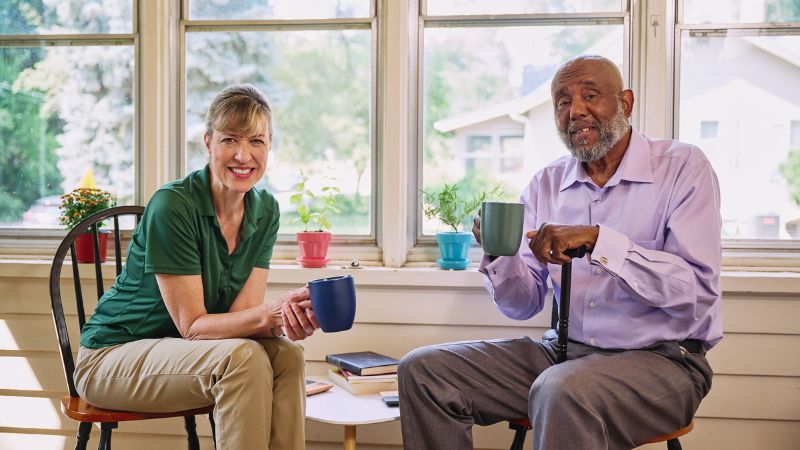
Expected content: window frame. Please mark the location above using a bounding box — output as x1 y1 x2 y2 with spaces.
178 0 382 263
2 0 800 271
672 0 800 267
405 1 634 264
0 0 141 258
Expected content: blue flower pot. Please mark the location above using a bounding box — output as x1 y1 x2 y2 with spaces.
436 231 472 270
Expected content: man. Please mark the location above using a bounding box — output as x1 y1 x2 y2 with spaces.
398 55 721 450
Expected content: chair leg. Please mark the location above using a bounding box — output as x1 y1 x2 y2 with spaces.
97 422 117 450
509 426 528 450
184 415 200 450
209 412 217 449
75 422 92 450
667 438 682 450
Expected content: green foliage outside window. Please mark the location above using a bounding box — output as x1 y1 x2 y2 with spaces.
0 1 63 222
289 172 342 232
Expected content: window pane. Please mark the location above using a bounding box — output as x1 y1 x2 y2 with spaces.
0 0 132 35
700 121 719 139
683 0 800 24
422 25 622 234
678 32 800 239
0 45 135 228
426 0 621 16
185 30 372 235
188 0 370 20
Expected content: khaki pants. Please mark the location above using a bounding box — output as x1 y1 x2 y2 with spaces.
75 337 306 450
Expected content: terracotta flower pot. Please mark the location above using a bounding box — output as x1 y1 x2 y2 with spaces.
296 231 332 268
74 231 109 263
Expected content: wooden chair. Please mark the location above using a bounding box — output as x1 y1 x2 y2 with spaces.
49 206 215 450
507 248 693 450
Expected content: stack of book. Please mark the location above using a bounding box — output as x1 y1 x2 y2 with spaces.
326 351 399 395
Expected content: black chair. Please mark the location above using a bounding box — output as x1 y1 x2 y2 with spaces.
507 248 693 450
49 206 215 450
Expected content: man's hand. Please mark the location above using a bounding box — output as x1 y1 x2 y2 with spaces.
526 223 598 264
278 286 320 341
472 211 482 245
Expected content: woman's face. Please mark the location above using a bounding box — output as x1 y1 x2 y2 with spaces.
204 119 270 195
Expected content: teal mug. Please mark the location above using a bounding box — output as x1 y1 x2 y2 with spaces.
480 201 525 256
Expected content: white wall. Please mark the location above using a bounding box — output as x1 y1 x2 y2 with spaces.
0 262 798 449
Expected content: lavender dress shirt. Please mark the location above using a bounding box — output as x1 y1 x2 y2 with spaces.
479 129 722 351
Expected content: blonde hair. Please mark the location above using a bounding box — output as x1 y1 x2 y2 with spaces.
205 84 273 140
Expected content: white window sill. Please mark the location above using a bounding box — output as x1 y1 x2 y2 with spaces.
3 258 800 294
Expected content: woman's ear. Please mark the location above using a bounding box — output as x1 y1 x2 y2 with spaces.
203 132 212 154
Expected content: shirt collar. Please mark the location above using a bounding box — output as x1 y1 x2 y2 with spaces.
194 166 217 217
559 127 653 191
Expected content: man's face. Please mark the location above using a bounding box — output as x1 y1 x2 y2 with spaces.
551 60 631 162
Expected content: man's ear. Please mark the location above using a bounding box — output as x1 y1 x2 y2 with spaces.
621 89 634 117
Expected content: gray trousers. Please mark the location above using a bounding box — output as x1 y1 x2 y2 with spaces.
398 336 712 450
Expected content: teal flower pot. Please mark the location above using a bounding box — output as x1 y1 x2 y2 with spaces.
436 231 472 270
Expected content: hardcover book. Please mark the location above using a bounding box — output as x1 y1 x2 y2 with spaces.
325 351 399 376
328 368 398 395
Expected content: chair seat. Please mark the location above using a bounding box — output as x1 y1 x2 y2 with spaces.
508 418 531 429
61 396 214 423
507 418 693 444
638 421 693 444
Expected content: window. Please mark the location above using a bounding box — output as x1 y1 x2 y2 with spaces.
419 1 628 236
0 1 136 230
182 1 374 237
791 120 800 149
676 0 800 240
500 135 524 172
700 121 718 139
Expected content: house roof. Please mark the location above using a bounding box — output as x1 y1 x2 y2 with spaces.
434 31 800 134
742 35 800 69
434 28 623 133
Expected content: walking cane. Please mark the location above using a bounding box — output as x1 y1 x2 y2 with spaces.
555 247 587 364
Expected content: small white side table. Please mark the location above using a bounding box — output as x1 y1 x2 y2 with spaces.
306 379 401 450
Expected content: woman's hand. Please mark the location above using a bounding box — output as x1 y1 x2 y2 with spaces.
278 286 320 341
265 300 284 337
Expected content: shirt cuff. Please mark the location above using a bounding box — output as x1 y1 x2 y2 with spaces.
590 224 630 275
479 253 528 289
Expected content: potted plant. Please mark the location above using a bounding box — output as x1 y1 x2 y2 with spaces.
422 183 502 270
59 187 117 263
289 172 342 268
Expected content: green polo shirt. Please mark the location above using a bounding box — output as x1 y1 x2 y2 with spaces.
80 166 280 349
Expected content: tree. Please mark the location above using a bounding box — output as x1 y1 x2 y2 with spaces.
0 0 63 223
16 0 135 207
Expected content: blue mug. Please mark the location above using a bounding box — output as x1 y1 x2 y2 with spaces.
309 275 356 332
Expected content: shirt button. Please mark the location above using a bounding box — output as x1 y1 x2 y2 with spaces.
633 281 639 288
595 267 602 274
589 301 597 308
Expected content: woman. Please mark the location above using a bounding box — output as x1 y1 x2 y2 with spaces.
75 84 318 449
